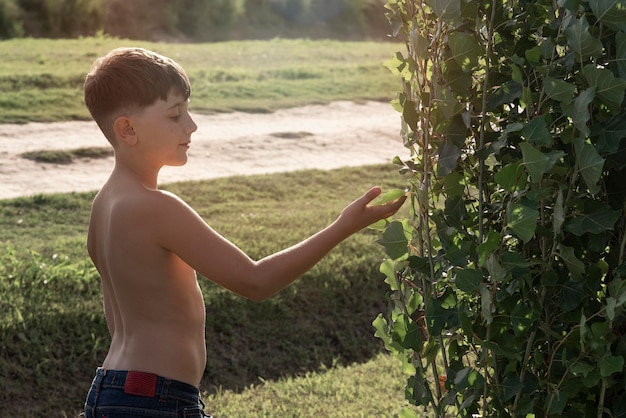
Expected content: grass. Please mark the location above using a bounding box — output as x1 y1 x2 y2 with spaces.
21 146 113 164
0 164 419 418
0 37 400 124
205 353 412 417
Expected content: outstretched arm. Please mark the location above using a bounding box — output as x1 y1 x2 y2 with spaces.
239 186 405 300
155 187 406 301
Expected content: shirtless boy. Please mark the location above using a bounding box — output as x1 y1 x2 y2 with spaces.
82 47 406 417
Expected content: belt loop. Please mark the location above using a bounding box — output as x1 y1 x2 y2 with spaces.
94 368 106 393
89 368 106 409
159 377 171 402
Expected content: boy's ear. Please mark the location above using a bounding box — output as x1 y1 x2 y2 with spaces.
113 116 138 146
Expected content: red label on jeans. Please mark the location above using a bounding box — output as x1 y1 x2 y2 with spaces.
124 371 158 397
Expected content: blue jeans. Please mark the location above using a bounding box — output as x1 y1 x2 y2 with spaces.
83 368 213 417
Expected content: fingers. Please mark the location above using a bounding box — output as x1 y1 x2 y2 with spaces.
359 186 382 205
375 194 407 218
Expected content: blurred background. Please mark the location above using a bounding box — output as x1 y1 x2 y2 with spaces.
0 0 390 41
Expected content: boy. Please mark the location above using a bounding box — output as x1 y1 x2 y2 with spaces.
82 47 405 417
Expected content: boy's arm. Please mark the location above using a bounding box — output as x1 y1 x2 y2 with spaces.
153 187 405 301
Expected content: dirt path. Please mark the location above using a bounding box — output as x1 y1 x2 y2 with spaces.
0 101 405 200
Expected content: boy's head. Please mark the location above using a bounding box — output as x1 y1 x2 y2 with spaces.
84 47 191 144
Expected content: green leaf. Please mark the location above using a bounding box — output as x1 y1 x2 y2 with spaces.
609 277 626 306
399 408 420 418
385 2 404 37
392 313 423 351
564 206 621 236
502 374 523 402
426 0 461 21
493 161 528 192
480 283 493 324
543 77 576 104
600 355 624 377
454 367 485 390
558 244 585 280
564 17 604 60
560 279 586 311
511 301 535 336
437 139 461 176
448 32 482 71
520 142 550 183
444 57 473 96
444 195 467 222
377 220 409 260
596 112 626 154
583 64 626 111
402 100 419 131
540 38 556 60
443 172 464 198
562 87 596 137
426 289 458 334
510 63 523 84
446 114 469 148
384 52 407 77
507 200 539 243
477 229 501 266
589 0 626 32
409 29 429 58
574 137 605 195
380 259 399 291
617 32 626 79
548 390 569 415
485 255 507 282
553 188 565 236
522 115 552 146
372 188 408 205
607 296 617 321
373 314 392 347
433 84 462 122
487 81 522 109
570 361 595 377
455 267 483 294
525 45 542 64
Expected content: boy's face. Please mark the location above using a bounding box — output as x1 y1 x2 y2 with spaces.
130 89 198 168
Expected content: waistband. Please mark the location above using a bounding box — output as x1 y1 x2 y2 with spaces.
93 367 200 402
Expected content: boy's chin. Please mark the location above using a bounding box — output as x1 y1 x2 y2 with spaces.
166 159 188 167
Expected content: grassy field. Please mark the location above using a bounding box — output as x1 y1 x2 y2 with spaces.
0 165 416 417
0 37 400 124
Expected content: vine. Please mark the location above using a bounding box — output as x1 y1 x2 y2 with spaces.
375 0 626 416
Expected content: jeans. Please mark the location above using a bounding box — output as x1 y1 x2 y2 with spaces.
83 368 213 417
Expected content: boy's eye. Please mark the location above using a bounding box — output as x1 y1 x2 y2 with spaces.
170 114 181 120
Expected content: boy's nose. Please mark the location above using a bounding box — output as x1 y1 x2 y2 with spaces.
187 117 198 134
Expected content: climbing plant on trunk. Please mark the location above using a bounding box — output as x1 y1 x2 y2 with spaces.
374 0 626 416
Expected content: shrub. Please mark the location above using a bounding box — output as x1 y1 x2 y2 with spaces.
376 0 626 416
175 0 246 41
5 0 391 40
0 0 23 38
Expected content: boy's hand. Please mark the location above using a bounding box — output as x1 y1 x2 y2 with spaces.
338 187 407 234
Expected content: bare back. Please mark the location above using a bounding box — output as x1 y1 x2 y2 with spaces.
87 175 207 387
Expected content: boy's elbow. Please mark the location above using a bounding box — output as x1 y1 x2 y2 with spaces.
240 285 275 302
246 293 271 303
221 269 283 302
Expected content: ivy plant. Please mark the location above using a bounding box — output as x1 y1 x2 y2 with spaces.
374 0 626 416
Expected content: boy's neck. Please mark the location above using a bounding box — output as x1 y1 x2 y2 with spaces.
112 158 160 191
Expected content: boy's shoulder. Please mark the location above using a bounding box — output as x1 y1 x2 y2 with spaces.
93 184 189 219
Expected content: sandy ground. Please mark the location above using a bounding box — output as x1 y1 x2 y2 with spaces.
0 101 406 200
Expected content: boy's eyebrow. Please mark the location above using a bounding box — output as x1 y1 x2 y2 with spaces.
167 101 186 109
